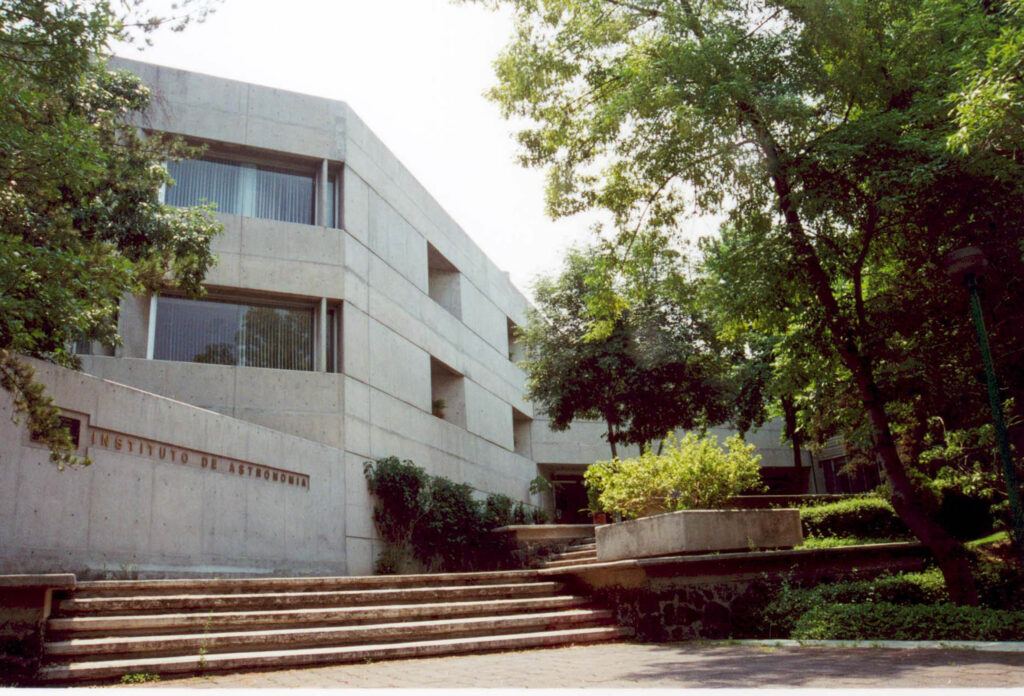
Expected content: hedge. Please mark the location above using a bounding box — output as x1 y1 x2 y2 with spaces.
760 571 949 636
792 602 1024 641
800 497 911 539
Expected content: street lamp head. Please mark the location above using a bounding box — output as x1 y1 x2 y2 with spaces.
942 246 989 284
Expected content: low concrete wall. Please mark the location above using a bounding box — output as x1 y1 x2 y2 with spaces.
0 574 76 684
596 509 802 562
1 359 348 579
545 543 930 641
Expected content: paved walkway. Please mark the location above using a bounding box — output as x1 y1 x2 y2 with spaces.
123 642 1024 688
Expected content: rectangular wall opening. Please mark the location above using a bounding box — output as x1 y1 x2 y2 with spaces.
507 318 524 362
427 243 462 319
513 408 532 458
430 357 466 428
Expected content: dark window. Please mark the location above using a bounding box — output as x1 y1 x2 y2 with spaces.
32 416 80 448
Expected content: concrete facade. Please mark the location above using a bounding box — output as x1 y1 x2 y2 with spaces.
1 360 346 578
2 59 814 578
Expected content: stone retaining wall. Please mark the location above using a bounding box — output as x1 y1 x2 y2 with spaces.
548 543 930 641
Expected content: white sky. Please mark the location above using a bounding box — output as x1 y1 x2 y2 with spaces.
117 0 717 298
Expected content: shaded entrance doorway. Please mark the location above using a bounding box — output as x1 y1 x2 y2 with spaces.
550 472 589 524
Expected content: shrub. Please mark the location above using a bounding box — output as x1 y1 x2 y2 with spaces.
791 602 1024 641
760 570 950 636
800 497 911 539
584 433 764 519
363 457 545 573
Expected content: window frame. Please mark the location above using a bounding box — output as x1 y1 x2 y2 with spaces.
149 291 339 374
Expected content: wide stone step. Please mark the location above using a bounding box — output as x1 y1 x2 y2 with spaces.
568 543 596 552
39 626 629 683
551 548 598 561
69 570 542 598
56 582 566 616
45 609 614 659
543 557 601 569
48 596 592 637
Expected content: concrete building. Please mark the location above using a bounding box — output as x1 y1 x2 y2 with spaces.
0 60 827 579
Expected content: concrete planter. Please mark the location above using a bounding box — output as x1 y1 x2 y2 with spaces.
595 508 802 562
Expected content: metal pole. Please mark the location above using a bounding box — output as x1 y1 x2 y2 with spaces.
966 273 1024 558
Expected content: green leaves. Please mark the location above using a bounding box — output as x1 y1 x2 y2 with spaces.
520 235 732 452
0 1 221 467
584 432 764 518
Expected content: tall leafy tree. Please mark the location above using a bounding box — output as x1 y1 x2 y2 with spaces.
0 0 222 467
473 0 1024 603
520 235 732 457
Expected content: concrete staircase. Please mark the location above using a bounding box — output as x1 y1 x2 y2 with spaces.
542 538 600 568
38 569 626 683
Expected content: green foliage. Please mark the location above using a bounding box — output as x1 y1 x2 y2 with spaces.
0 0 222 468
791 602 1024 641
761 570 950 636
528 475 554 496
120 672 161 684
797 536 905 549
584 433 764 519
363 457 544 573
800 498 912 540
949 0 1024 154
472 0 1024 597
520 237 733 455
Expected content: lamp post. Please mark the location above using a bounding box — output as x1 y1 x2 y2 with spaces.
943 246 1024 559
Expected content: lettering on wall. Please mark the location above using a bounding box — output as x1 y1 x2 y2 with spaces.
88 427 310 490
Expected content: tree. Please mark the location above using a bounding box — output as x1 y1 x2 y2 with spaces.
949 0 1024 156
519 234 732 457
0 0 222 467
475 0 1024 603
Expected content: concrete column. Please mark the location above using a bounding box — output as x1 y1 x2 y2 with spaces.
318 159 329 227
318 297 328 372
146 294 158 360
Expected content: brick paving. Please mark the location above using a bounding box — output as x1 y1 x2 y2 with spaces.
119 641 1024 688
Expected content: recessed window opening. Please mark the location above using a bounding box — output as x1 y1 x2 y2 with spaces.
154 295 329 372
513 408 532 458
430 356 466 428
325 304 342 373
507 318 524 362
326 172 339 228
427 243 462 319
166 156 319 225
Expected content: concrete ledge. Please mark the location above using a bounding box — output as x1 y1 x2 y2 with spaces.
542 542 930 585
596 509 801 562
0 574 76 590
0 574 77 683
493 525 595 545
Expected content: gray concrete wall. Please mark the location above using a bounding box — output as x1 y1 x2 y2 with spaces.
0 360 346 578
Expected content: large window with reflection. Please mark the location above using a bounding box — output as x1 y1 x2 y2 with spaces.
154 296 333 372
166 157 337 227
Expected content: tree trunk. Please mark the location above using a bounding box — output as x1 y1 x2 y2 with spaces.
606 418 618 459
739 102 980 605
781 396 802 470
